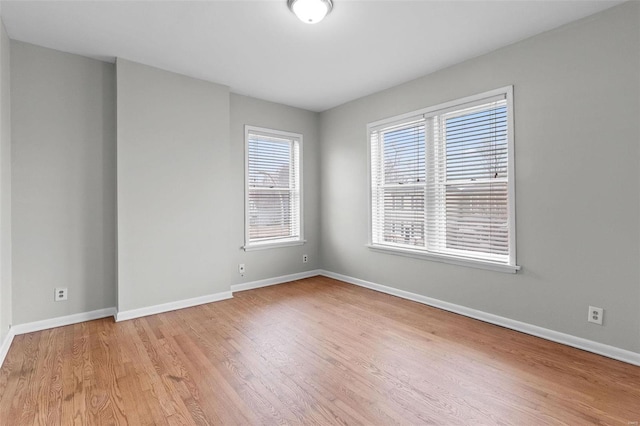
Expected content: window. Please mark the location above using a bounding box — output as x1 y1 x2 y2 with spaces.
244 126 303 250
368 87 518 272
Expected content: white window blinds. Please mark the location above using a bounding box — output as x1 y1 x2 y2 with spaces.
371 119 426 248
245 126 302 249
369 87 516 270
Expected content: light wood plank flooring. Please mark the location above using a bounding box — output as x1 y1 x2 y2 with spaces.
0 276 639 425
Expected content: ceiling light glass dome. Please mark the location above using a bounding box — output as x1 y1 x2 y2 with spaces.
287 0 333 24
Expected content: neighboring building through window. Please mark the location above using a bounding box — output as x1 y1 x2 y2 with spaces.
368 87 518 272
244 126 303 250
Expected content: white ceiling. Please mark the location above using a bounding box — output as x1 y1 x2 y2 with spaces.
0 0 625 112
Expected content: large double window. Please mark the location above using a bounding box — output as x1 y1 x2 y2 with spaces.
244 126 303 250
368 87 518 272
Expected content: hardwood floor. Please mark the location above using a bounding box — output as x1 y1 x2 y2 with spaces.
0 276 639 425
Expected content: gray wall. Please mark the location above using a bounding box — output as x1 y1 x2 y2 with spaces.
229 94 321 284
11 41 116 324
0 19 11 341
319 2 640 352
116 59 231 312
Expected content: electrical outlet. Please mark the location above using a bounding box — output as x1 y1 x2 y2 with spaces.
238 264 245 275
588 306 603 325
302 254 308 263
54 288 68 302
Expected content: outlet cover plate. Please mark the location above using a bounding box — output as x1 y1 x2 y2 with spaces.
588 306 603 325
55 288 68 302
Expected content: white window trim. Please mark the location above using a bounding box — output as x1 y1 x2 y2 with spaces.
243 125 304 251
366 86 519 273
366 244 520 273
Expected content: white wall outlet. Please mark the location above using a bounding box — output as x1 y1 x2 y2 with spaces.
55 288 68 302
588 306 603 325
302 254 308 263
238 263 245 275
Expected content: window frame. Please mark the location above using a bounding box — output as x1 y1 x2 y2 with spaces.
367 86 519 273
244 125 304 251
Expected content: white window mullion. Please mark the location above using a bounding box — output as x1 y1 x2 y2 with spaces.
426 115 447 253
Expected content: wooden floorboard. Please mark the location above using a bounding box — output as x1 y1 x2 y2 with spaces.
0 276 639 425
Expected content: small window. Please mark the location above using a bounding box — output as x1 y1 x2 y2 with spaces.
368 87 518 272
244 126 303 250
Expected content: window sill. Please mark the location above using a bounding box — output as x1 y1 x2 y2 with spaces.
367 244 520 274
243 239 306 251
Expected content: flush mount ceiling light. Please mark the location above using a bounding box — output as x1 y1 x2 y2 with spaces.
287 0 333 24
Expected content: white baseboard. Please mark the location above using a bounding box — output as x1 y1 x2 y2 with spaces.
0 328 15 369
117 270 322 321
319 270 640 367
231 269 322 293
11 307 117 335
115 290 233 322
3 271 637 368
